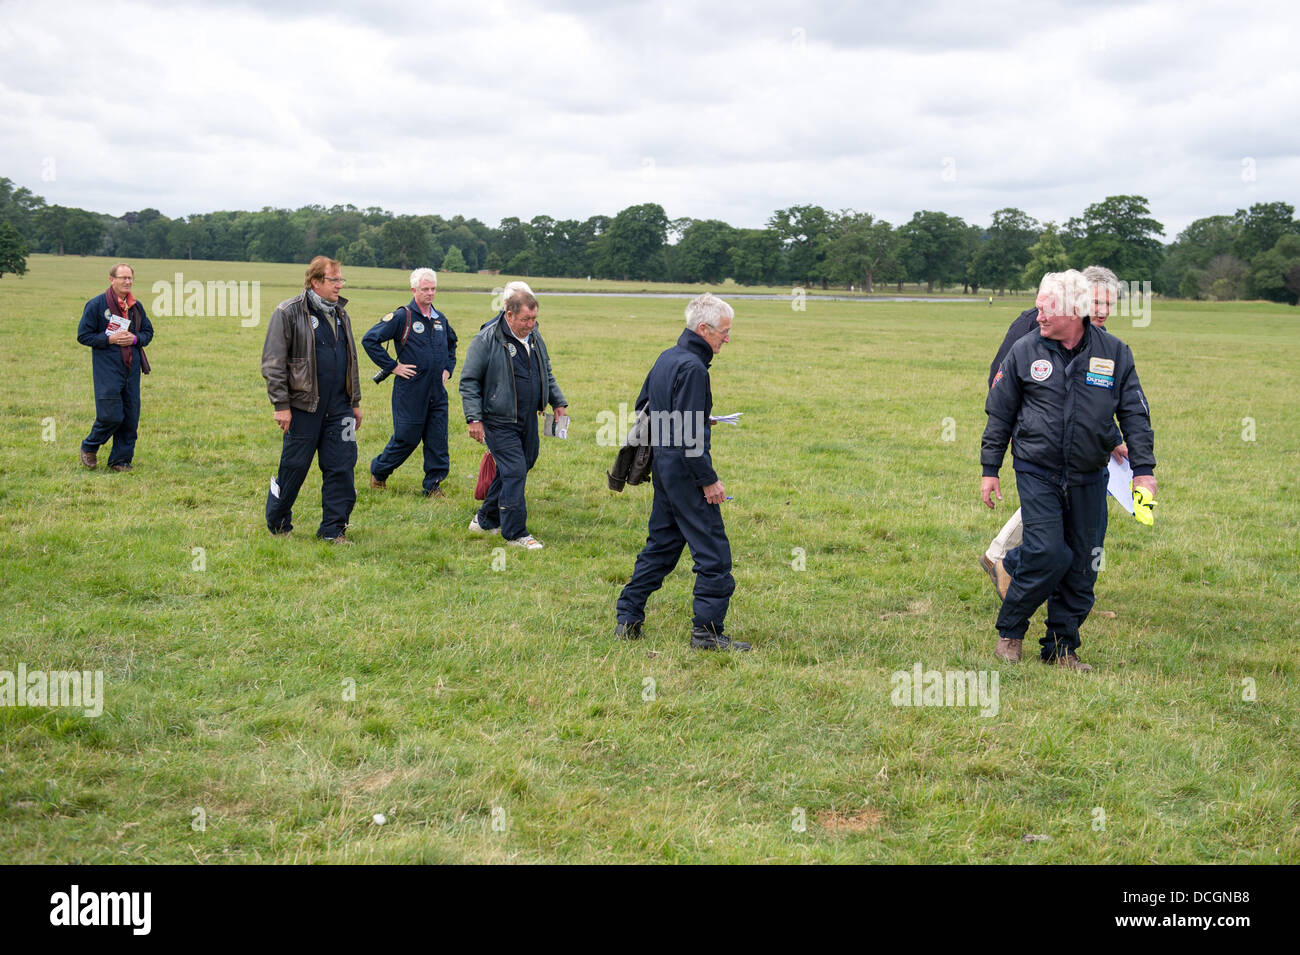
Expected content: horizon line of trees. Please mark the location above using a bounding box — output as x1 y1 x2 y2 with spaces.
2 176 1298 304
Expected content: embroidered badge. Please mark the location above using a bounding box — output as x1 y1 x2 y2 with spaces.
413 321 426 334
381 311 394 322
992 369 1004 386
1030 359 1053 381
311 315 319 329
1086 372 1114 388
1089 357 1115 376
507 343 518 357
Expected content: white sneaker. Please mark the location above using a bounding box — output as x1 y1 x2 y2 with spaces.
468 516 500 535
508 535 544 550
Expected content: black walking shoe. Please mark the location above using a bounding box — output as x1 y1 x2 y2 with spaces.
690 627 750 652
614 621 643 640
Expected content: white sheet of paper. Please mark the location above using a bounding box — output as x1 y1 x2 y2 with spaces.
710 412 743 425
543 413 568 438
1107 456 1134 515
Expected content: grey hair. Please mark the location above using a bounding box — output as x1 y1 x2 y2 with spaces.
1035 270 1092 319
410 268 437 289
684 293 734 331
1082 265 1121 294
503 280 535 308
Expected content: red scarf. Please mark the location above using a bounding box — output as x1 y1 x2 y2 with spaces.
106 286 149 373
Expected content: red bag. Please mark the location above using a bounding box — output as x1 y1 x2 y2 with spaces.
474 450 497 500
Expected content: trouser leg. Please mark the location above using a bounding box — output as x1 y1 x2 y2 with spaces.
83 374 127 454
996 472 1072 641
106 370 141 466
986 507 1023 561
266 407 324 534
421 390 449 491
318 410 358 538
482 424 528 539
617 473 687 623
1043 481 1107 659
371 419 422 482
670 477 735 633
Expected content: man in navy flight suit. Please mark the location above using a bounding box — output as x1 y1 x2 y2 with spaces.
363 268 458 497
981 270 1156 671
615 293 747 651
980 266 1127 598
261 256 363 542
78 263 154 471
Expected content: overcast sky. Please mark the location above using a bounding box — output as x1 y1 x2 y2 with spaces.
2 0 1297 237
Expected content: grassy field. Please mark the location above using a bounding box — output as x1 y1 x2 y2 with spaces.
0 254 1296 863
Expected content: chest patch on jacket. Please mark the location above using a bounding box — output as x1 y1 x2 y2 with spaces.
412 321 425 334
1030 359 1053 381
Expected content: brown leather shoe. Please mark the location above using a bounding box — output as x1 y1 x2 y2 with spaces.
1049 654 1093 672
370 474 385 489
423 484 446 498
980 555 1012 600
80 449 97 469
994 637 1022 662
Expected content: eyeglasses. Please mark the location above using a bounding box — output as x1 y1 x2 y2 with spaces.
324 277 346 286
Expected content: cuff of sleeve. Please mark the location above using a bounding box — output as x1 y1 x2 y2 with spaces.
1132 467 1154 477
274 402 290 412
982 465 1000 478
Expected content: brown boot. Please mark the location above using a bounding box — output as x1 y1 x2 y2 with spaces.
1049 654 1093 673
994 637 1022 662
979 555 1012 600
370 473 385 489
80 449 98 470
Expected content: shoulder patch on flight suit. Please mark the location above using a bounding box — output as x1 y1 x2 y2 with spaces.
381 311 394 322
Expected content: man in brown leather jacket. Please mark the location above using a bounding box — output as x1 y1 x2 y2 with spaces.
260 256 363 541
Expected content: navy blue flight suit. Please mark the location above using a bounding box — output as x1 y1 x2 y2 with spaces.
617 330 734 635
476 330 542 540
265 304 357 538
983 324 1155 661
362 302 457 493
77 291 154 467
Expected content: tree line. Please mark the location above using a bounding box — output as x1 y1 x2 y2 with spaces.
1 176 1297 303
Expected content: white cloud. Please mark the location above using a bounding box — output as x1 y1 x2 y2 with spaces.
1 0 1296 234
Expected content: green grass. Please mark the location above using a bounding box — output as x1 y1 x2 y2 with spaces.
0 254 1296 863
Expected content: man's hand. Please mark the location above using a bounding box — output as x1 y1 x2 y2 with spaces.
108 330 134 346
554 406 567 418
393 363 418 379
702 480 726 505
1133 474 1157 498
981 476 1002 509
351 407 362 431
274 409 292 433
1111 443 1129 463
441 369 451 384
468 421 485 444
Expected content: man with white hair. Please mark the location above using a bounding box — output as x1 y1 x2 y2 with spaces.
615 293 746 651
362 268 458 497
980 270 1156 671
459 281 567 549
980 265 1126 597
